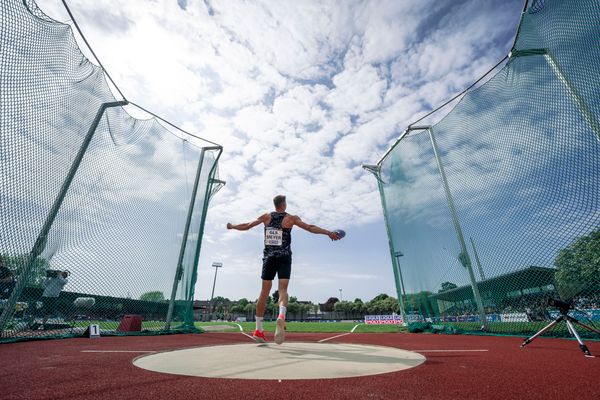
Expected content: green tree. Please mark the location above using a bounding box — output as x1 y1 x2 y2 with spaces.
301 303 313 314
365 300 381 314
371 293 389 302
287 301 300 314
554 229 600 296
212 296 228 305
2 254 49 287
266 301 277 316
229 304 244 314
139 291 165 302
322 297 339 312
272 290 279 304
364 295 398 314
244 302 256 315
352 298 364 313
333 301 353 313
382 297 399 313
238 298 249 308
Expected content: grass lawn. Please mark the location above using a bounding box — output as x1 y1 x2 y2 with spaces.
70 320 597 338
195 321 408 333
71 320 170 331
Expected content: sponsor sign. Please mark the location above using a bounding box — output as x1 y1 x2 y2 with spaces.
364 315 403 324
406 314 424 323
500 312 529 322
548 308 600 322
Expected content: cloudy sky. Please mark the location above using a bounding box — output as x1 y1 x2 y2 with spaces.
36 0 524 303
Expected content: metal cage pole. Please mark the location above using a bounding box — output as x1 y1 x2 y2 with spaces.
185 147 223 327
165 148 207 330
0 101 128 336
377 177 408 325
470 237 486 280
427 127 488 328
362 164 408 325
165 146 223 330
510 48 600 141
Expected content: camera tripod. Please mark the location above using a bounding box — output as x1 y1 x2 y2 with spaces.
520 301 600 357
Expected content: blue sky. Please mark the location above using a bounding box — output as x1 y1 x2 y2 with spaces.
35 0 526 303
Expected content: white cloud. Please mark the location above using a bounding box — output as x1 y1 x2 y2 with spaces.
26 0 524 302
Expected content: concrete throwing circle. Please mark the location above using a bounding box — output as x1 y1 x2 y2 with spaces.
133 342 426 380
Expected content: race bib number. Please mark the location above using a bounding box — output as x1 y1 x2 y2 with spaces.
265 228 283 246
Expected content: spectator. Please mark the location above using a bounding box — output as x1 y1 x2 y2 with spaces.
0 258 15 300
40 270 69 328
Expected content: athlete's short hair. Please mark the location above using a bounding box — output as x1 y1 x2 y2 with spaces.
273 195 286 208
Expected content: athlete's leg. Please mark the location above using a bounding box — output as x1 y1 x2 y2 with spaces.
256 279 272 319
252 279 272 343
274 278 289 345
276 254 292 315
278 278 289 310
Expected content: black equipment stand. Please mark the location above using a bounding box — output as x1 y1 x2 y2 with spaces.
520 299 600 357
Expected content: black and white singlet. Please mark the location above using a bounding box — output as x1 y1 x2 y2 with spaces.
264 212 292 257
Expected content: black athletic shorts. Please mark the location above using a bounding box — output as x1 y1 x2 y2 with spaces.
261 254 292 280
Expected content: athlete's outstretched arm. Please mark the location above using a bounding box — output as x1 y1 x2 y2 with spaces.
292 216 340 240
226 214 268 231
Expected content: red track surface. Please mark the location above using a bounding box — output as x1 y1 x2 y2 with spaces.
1 332 599 400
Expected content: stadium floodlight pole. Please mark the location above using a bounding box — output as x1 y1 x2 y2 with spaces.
339 288 343 302
361 163 408 326
210 262 223 318
0 101 128 336
165 148 207 330
427 127 488 329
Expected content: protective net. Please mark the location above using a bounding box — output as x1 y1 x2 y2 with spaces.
372 0 600 337
0 0 223 342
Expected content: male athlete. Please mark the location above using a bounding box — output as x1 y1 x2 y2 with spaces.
227 195 340 344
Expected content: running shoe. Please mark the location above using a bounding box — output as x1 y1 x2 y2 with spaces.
252 329 267 343
275 316 286 345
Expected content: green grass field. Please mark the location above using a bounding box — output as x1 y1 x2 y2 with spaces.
68 320 597 339
68 320 406 334
71 320 169 330
195 321 407 333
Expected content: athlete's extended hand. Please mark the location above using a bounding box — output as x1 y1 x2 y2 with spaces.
328 231 340 241
226 223 233 229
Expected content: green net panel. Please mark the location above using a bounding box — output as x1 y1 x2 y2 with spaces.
374 0 600 337
0 0 223 342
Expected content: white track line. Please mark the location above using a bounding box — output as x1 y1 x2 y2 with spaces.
235 323 256 340
318 333 351 342
81 350 156 353
318 324 360 343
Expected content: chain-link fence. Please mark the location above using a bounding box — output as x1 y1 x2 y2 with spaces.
0 0 223 342
368 0 600 337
